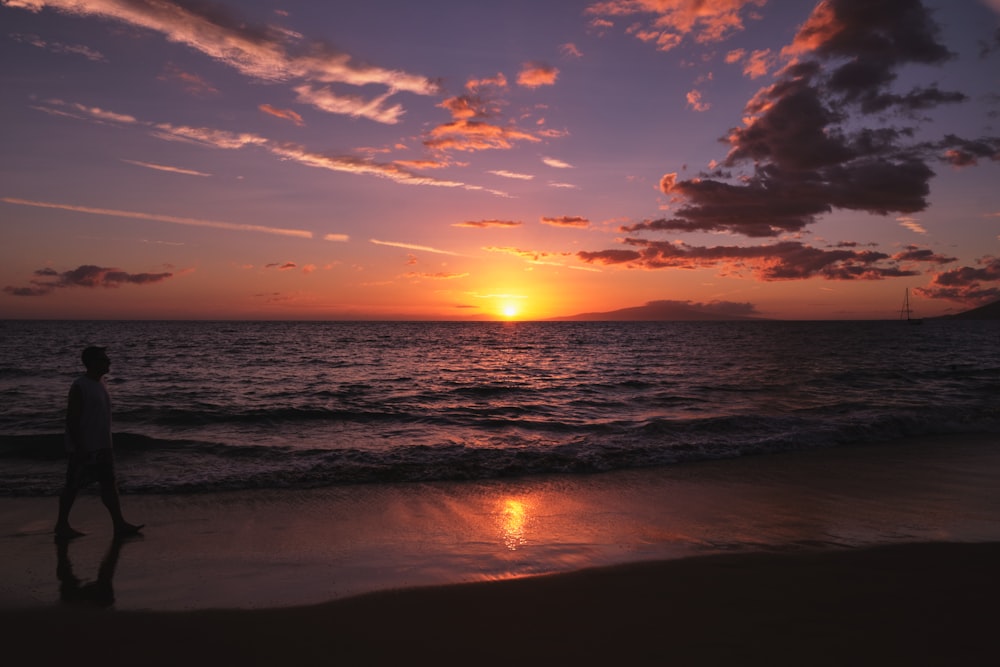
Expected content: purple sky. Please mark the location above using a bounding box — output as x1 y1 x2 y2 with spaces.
2 0 999 320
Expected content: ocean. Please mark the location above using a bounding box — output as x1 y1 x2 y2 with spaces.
1 319 998 496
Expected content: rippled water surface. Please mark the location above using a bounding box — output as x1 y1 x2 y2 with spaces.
1 319 998 494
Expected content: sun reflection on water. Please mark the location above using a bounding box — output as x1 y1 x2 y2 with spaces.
499 498 530 551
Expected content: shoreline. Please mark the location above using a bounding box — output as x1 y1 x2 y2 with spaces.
2 432 999 613
2 541 998 665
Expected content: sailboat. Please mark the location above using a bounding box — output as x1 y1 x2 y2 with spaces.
900 288 923 325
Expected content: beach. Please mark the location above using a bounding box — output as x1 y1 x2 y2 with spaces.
3 433 999 664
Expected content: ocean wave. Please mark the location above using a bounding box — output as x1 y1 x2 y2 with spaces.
3 408 997 496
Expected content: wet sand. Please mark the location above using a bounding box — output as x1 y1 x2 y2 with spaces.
2 434 999 664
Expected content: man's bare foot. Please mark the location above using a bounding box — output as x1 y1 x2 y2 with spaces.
54 525 86 540
114 522 144 537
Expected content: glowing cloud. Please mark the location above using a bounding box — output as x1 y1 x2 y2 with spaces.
586 0 767 51
517 61 559 88
542 156 573 169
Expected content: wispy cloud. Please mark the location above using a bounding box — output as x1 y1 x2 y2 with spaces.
452 220 523 228
7 0 437 121
293 84 404 125
488 170 534 180
121 159 211 177
9 31 105 61
31 98 500 193
370 239 462 256
259 104 304 127
403 271 469 280
542 156 573 169
897 216 927 234
424 120 541 153
158 63 218 96
1 197 315 238
541 215 590 228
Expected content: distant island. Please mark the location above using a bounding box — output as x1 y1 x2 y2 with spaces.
551 299 763 322
935 299 1000 320
552 298 1000 322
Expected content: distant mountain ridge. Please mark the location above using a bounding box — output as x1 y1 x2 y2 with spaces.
552 299 762 321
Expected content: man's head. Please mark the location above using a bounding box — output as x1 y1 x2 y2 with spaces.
81 346 110 375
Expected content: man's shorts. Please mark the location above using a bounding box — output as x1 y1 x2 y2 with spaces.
64 449 117 488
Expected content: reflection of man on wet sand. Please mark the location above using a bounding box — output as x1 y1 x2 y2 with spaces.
55 346 143 539
56 537 128 608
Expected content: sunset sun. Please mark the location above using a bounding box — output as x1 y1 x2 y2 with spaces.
501 304 520 319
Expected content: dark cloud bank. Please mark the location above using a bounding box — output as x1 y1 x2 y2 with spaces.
579 0 1000 306
4 265 173 297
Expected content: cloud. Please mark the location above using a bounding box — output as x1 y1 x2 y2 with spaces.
586 0 766 51
1 197 315 238
439 95 488 120
618 0 988 240
265 262 298 270
8 31 105 60
686 89 711 112
892 245 955 264
259 104 304 126
37 99 137 124
452 220 523 228
403 271 469 280
726 48 773 78
466 73 508 91
424 120 541 153
370 239 462 256
121 159 211 177
542 156 573 168
541 215 590 228
293 84 404 124
483 246 581 268
897 216 926 234
34 97 500 192
578 239 951 281
488 170 534 180
915 255 1000 304
158 63 218 96
561 43 583 58
7 0 437 118
517 61 559 88
4 264 173 296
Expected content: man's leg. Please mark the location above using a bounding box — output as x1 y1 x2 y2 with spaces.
55 455 86 538
95 451 142 536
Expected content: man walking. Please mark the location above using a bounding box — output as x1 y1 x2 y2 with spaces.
55 346 143 539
